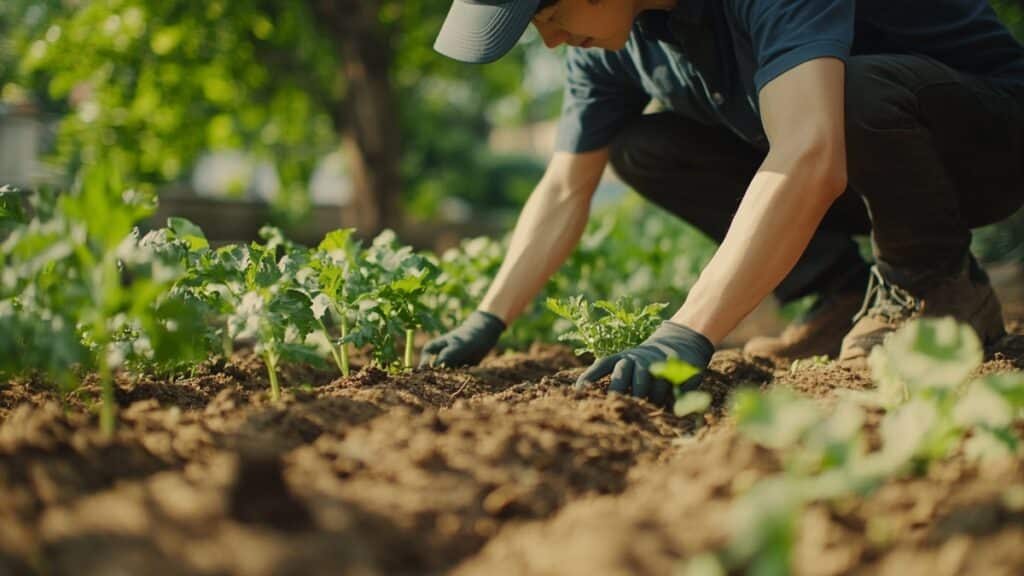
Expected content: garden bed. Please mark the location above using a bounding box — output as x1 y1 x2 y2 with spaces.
3 332 1024 576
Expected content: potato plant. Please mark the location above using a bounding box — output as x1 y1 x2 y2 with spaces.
1 166 206 434
300 228 369 377
546 295 667 359
346 230 443 371
224 227 323 401
687 317 1024 575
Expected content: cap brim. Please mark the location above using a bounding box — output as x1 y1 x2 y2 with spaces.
434 0 540 64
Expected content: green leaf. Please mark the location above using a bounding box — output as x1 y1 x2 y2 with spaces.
975 372 1024 407
674 391 712 418
733 389 823 451
318 228 356 253
964 428 1019 462
869 318 982 397
863 399 939 476
651 357 700 386
0 186 27 225
167 217 209 251
954 380 1014 428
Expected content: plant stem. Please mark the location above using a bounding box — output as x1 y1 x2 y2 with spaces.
264 351 281 402
318 318 346 376
98 350 115 437
222 320 234 359
340 316 350 377
404 328 414 371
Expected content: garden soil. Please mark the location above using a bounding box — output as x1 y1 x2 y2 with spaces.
3 331 1024 575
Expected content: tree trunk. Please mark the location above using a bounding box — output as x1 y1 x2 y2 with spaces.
313 0 403 235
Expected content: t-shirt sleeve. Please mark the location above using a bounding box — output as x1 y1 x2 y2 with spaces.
728 0 854 93
554 47 651 153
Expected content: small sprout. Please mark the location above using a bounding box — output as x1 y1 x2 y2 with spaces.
651 355 707 417
789 354 829 374
673 391 712 418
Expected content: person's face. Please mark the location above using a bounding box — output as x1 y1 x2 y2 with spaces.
530 0 638 52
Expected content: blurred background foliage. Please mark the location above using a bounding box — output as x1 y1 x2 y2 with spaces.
1 0 1023 257
0 0 561 236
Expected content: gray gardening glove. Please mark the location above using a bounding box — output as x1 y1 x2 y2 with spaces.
419 310 506 368
575 321 714 408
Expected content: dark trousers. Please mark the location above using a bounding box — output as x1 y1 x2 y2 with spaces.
608 54 1024 301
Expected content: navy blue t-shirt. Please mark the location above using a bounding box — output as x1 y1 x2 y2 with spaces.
555 0 1024 153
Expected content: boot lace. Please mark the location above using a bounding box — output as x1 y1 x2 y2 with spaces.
852 266 923 324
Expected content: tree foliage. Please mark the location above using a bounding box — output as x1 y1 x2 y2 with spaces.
4 0 549 228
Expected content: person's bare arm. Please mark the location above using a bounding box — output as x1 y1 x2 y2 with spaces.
479 148 609 324
670 58 849 343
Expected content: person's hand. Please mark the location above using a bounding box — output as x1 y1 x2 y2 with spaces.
419 310 506 368
575 321 714 407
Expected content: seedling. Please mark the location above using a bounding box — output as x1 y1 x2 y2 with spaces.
226 227 322 401
345 230 442 371
704 318 1024 573
301 228 368 377
2 162 206 434
546 295 667 359
650 357 707 417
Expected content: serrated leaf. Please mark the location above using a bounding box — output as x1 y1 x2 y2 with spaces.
318 228 355 253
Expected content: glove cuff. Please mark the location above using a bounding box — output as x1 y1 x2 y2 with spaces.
654 321 715 365
470 309 507 334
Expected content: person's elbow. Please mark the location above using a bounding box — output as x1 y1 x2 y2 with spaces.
773 129 848 204
543 149 609 204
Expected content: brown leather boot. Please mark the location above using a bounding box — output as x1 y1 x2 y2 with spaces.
744 290 864 359
838 259 1006 366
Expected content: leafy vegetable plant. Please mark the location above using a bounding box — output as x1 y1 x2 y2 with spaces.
346 230 443 371
225 227 323 401
300 228 368 377
546 295 667 359
2 164 207 434
687 317 1024 575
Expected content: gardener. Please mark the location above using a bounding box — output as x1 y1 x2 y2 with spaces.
420 0 1024 407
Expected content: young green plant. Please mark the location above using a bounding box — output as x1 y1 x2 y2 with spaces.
546 295 667 359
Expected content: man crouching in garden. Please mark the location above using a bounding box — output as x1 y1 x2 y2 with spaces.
420 0 1024 407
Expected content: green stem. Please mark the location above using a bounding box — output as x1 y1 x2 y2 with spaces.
340 316 350 377
264 351 281 402
222 320 234 359
98 350 115 437
318 318 346 376
404 328 414 371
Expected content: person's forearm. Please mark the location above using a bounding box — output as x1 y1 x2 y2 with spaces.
670 152 846 344
479 181 593 324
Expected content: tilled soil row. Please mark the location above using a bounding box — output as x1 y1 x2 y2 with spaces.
1 338 1024 575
